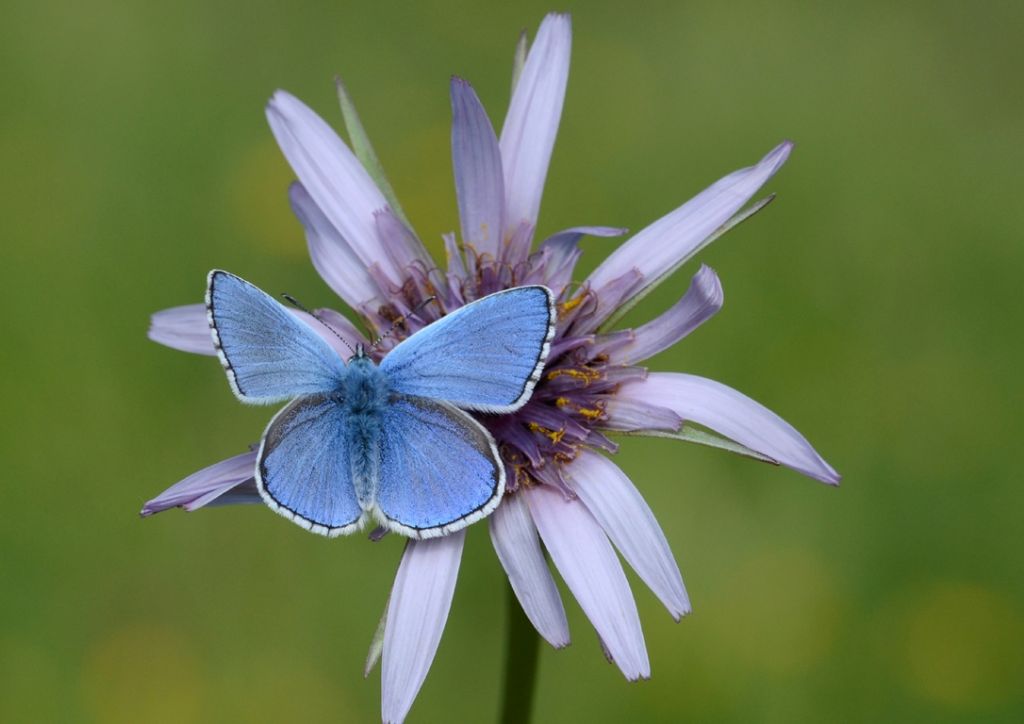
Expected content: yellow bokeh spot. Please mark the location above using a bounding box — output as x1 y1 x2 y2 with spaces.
225 140 305 258
79 623 203 724
896 582 1024 708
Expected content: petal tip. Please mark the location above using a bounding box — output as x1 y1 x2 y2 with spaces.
544 11 572 27
670 604 693 623
265 90 288 114
766 140 794 169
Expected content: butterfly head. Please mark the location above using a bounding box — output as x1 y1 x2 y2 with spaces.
349 343 369 363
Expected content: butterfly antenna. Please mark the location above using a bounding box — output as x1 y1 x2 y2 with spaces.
372 296 439 349
281 293 357 355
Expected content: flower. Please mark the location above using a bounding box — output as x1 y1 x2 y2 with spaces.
144 13 839 723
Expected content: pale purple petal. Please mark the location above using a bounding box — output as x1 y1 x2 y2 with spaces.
539 226 627 294
148 296 363 361
148 304 215 356
608 264 724 365
442 231 467 277
502 220 534 266
488 494 570 648
382 532 465 724
593 270 645 324
201 479 260 508
566 268 643 335
311 307 368 351
373 207 432 273
566 451 690 620
618 372 841 484
451 77 505 259
526 484 650 680
548 333 593 360
140 451 259 516
584 141 792 323
288 182 382 308
539 225 628 252
499 13 571 237
267 90 401 280
600 396 682 432
288 308 363 360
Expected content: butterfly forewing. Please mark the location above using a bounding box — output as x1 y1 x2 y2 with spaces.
257 393 365 536
373 395 504 538
207 270 347 404
379 286 555 413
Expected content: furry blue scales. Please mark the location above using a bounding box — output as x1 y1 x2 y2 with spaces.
206 270 556 538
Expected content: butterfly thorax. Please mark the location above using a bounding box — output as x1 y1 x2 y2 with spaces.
341 355 389 412
340 355 388 508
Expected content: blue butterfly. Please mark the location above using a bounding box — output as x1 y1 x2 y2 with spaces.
205 270 556 539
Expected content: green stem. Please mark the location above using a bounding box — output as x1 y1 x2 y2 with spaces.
498 583 541 724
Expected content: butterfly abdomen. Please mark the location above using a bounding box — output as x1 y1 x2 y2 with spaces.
342 358 389 508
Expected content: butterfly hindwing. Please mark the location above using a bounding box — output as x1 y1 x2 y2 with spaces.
373 395 504 538
379 286 555 413
207 270 347 404
256 393 364 536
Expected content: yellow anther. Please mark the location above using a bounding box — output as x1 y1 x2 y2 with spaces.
560 294 585 313
546 368 601 385
527 422 565 445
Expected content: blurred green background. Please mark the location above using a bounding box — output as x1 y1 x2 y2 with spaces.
2 0 1022 722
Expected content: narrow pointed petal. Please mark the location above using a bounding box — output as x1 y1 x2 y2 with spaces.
502 220 535 266
600 397 682 432
288 182 383 308
618 372 841 484
608 264 724 365
373 207 433 273
382 532 465 724
267 90 401 280
539 226 627 294
539 225 628 251
148 304 216 356
567 268 643 335
584 142 792 327
566 451 690 620
442 231 467 278
288 308 365 360
499 13 571 237
199 479 260 508
489 494 570 648
451 77 505 259
309 307 368 353
140 451 259 516
149 297 364 362
526 484 650 680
